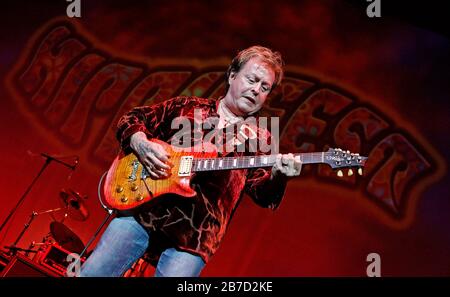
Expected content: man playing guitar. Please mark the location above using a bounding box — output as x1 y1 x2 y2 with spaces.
79 46 303 277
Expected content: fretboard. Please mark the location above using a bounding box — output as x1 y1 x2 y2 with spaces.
192 153 325 172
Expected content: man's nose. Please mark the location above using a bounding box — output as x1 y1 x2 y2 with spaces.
251 83 260 95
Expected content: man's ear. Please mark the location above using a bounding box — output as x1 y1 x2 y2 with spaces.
228 71 237 85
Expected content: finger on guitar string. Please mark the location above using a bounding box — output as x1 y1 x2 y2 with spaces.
148 153 171 170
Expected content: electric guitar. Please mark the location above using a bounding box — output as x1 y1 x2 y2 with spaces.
103 139 368 211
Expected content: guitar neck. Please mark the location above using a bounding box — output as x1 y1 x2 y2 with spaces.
192 153 325 172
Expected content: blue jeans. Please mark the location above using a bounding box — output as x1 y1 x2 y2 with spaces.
79 216 205 277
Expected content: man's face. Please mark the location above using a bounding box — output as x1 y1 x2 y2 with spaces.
225 57 276 116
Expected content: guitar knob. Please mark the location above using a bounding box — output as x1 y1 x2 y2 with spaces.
136 195 144 201
130 184 138 191
120 196 128 203
337 170 343 177
358 168 363 176
115 186 124 193
348 169 353 176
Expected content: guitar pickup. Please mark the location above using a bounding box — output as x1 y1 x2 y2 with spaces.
178 156 193 176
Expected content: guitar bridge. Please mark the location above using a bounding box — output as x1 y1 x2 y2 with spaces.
178 156 193 176
141 166 150 180
128 159 140 181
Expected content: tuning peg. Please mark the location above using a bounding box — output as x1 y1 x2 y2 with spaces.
337 170 343 177
347 169 353 176
358 168 363 176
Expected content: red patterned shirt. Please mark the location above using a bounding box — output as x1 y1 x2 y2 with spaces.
116 96 287 265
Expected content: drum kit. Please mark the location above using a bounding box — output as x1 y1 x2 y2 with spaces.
1 188 90 276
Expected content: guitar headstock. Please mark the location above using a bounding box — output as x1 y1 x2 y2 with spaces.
324 148 368 177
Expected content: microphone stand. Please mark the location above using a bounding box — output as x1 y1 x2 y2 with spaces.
68 171 115 276
0 153 76 245
5 207 66 256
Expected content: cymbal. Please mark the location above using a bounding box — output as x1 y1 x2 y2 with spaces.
59 188 89 221
50 222 85 254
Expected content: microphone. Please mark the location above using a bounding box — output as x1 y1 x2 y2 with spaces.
39 153 80 170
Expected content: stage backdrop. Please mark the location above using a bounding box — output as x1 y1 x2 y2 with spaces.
0 0 448 276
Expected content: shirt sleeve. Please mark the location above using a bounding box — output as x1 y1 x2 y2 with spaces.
244 128 288 210
116 97 185 152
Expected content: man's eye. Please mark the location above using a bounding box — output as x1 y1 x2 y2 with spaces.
247 78 255 83
261 86 269 92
